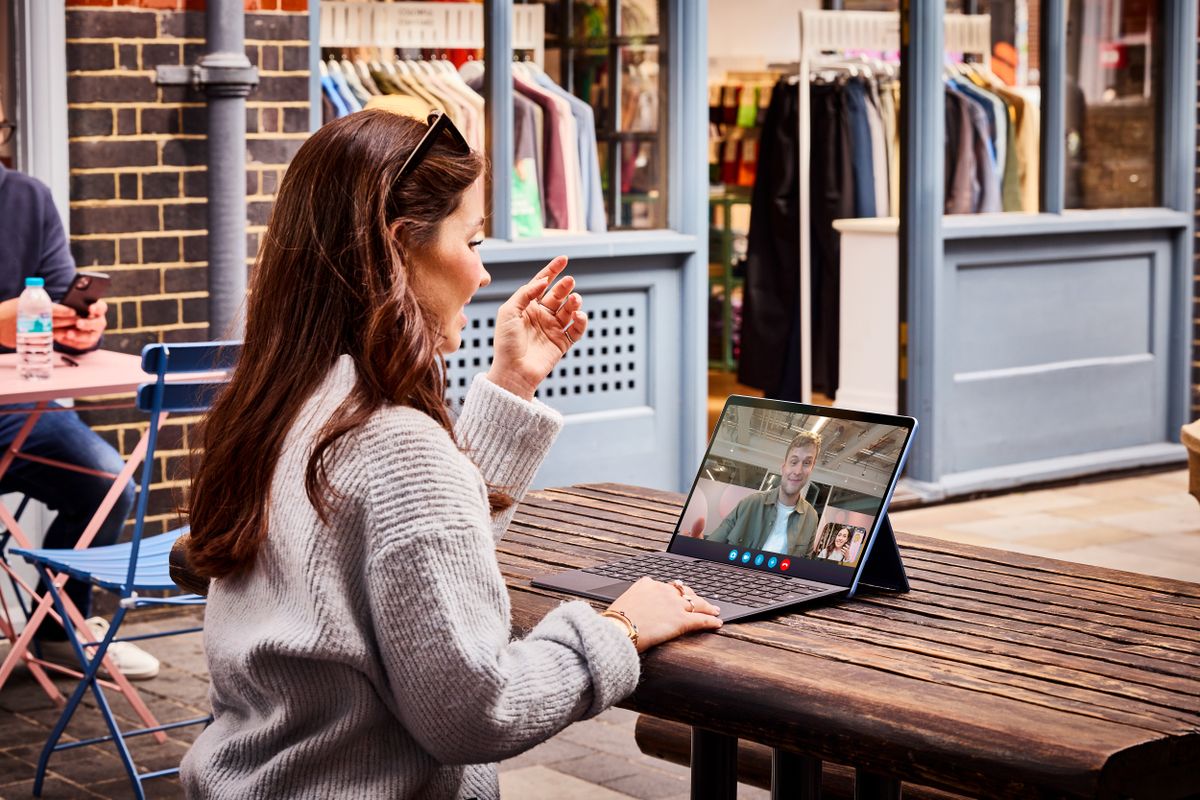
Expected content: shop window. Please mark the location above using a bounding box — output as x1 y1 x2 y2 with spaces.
1065 0 1160 210
522 0 667 232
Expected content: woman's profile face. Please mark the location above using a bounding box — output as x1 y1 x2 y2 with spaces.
410 183 490 354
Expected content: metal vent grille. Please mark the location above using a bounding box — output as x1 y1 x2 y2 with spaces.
446 290 649 414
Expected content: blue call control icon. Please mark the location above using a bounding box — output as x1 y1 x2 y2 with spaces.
740 551 752 564
754 554 765 566
768 556 779 568
728 549 739 561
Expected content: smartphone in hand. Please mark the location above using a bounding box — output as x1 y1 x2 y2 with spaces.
61 271 111 316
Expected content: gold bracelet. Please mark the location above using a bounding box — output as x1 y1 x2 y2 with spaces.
600 609 639 648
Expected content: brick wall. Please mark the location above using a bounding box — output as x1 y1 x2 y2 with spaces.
64 0 311 532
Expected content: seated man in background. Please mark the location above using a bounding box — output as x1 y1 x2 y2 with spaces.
0 163 158 679
705 430 823 558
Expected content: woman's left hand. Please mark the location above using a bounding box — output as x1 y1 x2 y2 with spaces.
487 256 587 401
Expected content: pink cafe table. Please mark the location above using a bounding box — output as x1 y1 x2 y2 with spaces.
0 350 167 739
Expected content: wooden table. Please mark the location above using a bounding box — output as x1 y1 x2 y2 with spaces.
504 484 1200 800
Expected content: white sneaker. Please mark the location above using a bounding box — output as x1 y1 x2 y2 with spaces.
37 617 161 681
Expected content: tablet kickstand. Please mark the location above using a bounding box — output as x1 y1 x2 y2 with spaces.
854 514 910 594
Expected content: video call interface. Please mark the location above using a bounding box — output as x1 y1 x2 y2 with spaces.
669 403 911 584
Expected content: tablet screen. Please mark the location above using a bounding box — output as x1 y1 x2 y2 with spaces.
667 396 916 588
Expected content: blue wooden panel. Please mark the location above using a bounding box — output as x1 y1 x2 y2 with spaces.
942 230 1172 475
447 256 683 490
951 356 1160 470
953 254 1153 373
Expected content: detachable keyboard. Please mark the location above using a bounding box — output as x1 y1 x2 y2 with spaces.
584 553 827 607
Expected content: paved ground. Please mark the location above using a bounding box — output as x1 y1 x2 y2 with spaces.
1 467 1196 799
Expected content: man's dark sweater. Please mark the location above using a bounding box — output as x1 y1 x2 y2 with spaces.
0 164 83 354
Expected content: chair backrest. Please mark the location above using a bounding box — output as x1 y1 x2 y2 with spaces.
123 342 241 591
136 341 241 414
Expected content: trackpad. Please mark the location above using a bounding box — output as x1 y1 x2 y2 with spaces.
591 581 631 601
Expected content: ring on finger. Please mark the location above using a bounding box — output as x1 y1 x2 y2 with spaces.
684 596 695 613
670 579 686 596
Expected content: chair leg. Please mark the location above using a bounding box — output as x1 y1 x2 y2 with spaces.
54 583 166 743
32 587 151 800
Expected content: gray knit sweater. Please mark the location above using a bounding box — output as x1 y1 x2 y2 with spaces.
180 356 641 799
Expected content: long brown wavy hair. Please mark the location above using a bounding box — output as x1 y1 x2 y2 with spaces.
187 109 504 580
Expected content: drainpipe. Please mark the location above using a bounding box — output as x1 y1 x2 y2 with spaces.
156 0 258 339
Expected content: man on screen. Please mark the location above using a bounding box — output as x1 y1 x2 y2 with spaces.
705 430 822 557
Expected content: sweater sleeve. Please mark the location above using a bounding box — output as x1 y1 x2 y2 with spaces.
364 418 638 765
454 373 563 539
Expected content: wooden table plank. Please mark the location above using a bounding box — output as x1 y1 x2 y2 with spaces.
503 485 1200 799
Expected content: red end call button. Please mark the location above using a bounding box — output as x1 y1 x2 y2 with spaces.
780 559 790 571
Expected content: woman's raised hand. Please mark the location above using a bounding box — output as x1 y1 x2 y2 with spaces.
606 577 723 653
486 256 586 401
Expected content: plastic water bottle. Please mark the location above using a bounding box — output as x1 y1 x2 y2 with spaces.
17 276 53 380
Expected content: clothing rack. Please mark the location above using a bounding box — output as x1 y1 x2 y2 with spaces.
321 1 546 68
795 10 991 403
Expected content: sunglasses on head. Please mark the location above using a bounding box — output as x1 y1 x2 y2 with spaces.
396 111 471 182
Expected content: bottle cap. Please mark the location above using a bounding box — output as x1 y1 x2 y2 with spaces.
24 277 44 287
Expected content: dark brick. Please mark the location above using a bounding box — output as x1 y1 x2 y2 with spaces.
156 423 184 451
68 108 113 138
261 107 280 133
183 170 207 198
109 267 160 297
144 235 182 263
140 107 180 135
164 266 206 292
260 45 280 71
118 237 138 263
182 234 207 262
142 43 182 69
282 106 309 134
104 301 119 330
118 173 139 200
141 298 179 326
182 43 205 65
70 172 116 201
245 169 259 195
70 238 116 267
245 13 308 41
247 231 260 257
70 139 157 169
164 325 210 343
162 138 206 167
160 12 204 39
180 105 206 133
245 107 260 134
163 202 206 231
142 171 181 200
247 200 273 226
67 43 115 72
182 296 207 323
118 44 138 71
66 10 157 39
67 74 157 104
281 45 309 72
116 107 136 135
144 484 179 517
247 137 302 165
245 46 260 69
116 299 138 327
71 203 160 235
252 74 309 102
261 168 280 194
104 331 156 356
158 85 202 104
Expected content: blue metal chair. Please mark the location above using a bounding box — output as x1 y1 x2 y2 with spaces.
12 341 239 800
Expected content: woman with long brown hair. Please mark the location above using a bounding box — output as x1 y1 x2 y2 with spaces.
179 109 721 799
